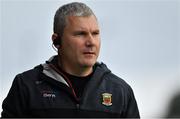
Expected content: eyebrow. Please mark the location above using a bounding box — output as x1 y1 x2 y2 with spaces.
73 27 100 32
72 29 100 35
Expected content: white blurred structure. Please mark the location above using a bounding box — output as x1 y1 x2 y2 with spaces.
1 0 179 117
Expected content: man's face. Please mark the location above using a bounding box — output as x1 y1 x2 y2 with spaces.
60 15 100 69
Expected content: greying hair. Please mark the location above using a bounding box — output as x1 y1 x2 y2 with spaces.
53 2 95 36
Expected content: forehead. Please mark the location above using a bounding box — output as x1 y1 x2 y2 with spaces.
65 15 99 29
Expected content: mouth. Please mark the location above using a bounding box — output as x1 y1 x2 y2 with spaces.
83 52 96 56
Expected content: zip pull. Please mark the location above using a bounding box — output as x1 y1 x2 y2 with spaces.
76 103 80 109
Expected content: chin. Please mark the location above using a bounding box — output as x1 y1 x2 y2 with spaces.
81 61 96 67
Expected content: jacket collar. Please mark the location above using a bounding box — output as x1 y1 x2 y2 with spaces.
41 55 111 87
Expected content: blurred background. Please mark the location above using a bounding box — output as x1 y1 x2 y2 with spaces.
0 0 180 117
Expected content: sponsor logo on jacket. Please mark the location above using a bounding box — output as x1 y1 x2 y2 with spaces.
41 91 56 98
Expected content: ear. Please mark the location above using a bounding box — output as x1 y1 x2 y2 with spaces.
52 33 60 49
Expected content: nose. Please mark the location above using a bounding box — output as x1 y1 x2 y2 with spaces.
85 34 95 47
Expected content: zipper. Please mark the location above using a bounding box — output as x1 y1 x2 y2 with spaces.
48 63 79 103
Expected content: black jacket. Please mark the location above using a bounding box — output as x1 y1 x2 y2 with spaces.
1 56 140 118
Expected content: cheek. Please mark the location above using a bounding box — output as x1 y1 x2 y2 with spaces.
61 41 74 56
66 41 82 55
97 41 101 56
97 40 101 50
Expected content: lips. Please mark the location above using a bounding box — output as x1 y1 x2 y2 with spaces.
83 51 96 56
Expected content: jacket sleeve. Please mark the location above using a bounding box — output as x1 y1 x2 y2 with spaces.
124 86 140 118
1 74 29 117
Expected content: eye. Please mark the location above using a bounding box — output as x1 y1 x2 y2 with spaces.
74 31 87 36
92 30 100 36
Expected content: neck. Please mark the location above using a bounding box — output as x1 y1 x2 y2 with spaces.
58 58 93 77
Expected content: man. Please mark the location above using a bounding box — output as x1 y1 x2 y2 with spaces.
1 2 140 117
